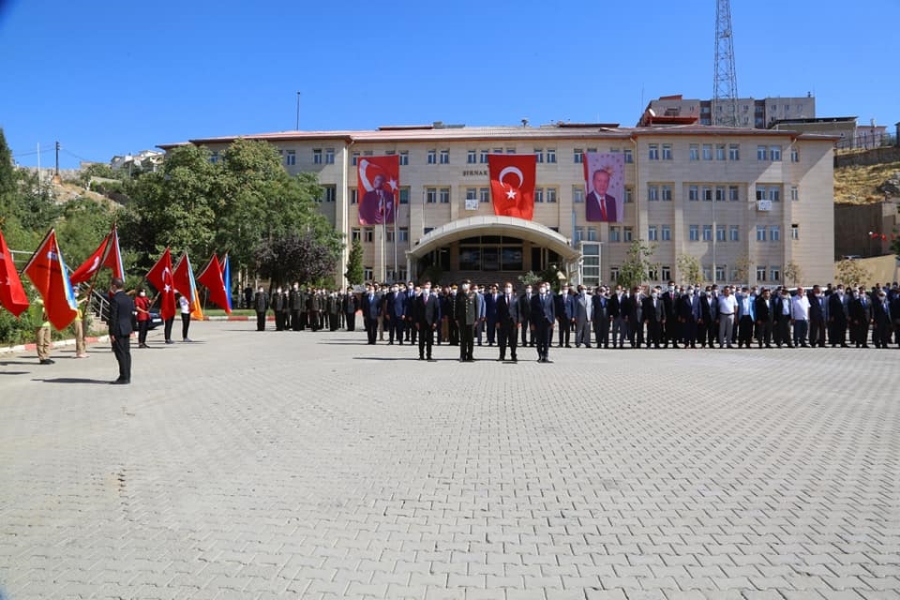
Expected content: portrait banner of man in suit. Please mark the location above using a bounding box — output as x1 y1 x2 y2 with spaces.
583 152 624 223
358 155 400 225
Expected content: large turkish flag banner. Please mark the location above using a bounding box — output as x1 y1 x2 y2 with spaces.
358 155 400 225
488 154 536 221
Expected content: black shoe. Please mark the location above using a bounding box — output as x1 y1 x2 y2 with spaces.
544 359 554 364
565 344 572 348
39 359 53 365
418 356 424 361
511 356 517 362
110 379 130 385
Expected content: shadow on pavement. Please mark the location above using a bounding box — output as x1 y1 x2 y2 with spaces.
0 371 30 375
36 377 113 385
0 360 38 366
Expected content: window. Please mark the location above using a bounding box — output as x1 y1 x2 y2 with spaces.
313 148 322 164
661 185 672 202
350 188 358 205
730 268 740 281
623 149 633 164
385 150 395 156
506 148 516 154
587 147 597 154
574 226 584 243
479 150 489 164
716 266 726 282
757 145 768 161
351 151 360 166
648 144 660 160
791 224 799 240
424 227 434 235
427 150 437 164
439 188 450 204
322 185 336 203
534 188 544 203
210 151 219 164
399 187 409 205
703 266 712 281
546 149 556 163
791 148 799 163
546 188 557 203
479 188 490 203
716 225 726 242
610 267 619 282
756 225 766 242
573 186 585 203
534 149 544 163
648 225 658 241
439 149 449 164
661 225 671 241
729 144 740 161
769 187 781 202
688 185 699 201
703 225 712 241
729 185 740 202
790 186 799 202
689 225 700 241
715 186 726 202
702 144 713 160
386 228 394 242
648 185 659 202
703 186 713 202
364 267 373 281
756 266 767 282
610 227 621 242
493 148 503 155
399 227 409 242
364 228 374 242
662 144 672 160
623 227 633 242
285 150 296 166
466 188 478 203
770 266 781 282
770 146 782 161
716 144 726 161
399 151 409 165
690 144 700 161
351 228 361 242
325 148 335 164
587 226 597 242
729 225 740 242
624 187 633 203
467 150 477 164
648 266 658 281
573 149 584 164
363 150 373 157
425 188 438 204
661 266 671 282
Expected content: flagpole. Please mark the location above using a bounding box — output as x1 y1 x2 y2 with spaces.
82 223 115 323
394 196 399 281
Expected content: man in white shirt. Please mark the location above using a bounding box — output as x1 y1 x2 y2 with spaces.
717 286 738 348
791 286 811 347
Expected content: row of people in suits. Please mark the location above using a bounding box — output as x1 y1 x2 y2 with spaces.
253 285 360 333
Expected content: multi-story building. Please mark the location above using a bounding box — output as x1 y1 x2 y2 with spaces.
643 94 816 129
160 120 836 288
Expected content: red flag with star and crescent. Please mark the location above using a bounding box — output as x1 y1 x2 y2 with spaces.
146 248 176 321
69 225 125 285
0 228 30 318
197 253 231 314
357 155 400 225
22 229 79 330
488 154 537 221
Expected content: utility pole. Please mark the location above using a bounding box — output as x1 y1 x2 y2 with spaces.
296 91 301 130
52 141 61 183
713 0 739 127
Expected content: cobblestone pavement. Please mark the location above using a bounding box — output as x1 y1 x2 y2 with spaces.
1 322 898 600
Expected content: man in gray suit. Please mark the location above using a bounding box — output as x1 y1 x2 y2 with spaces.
572 284 592 348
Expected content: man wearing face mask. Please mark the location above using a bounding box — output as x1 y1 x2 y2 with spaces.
518 285 534 347
413 281 440 360
661 282 679 349
754 287 775 349
572 285 592 348
405 282 417 343
773 288 793 348
253 286 269 331
361 283 380 344
643 287 666 349
555 284 574 348
849 286 872 348
608 286 626 349
496 282 520 361
872 290 892 348
827 284 849 347
530 281 556 363
135 287 152 347
591 286 610 349
455 279 480 362
677 286 701 349
385 284 407 344
807 285 828 348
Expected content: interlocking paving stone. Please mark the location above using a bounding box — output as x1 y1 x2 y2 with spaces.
1 322 898 599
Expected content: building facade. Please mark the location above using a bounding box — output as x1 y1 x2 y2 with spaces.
161 122 836 288
645 94 816 129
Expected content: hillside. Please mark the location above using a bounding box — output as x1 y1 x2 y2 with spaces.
834 159 900 204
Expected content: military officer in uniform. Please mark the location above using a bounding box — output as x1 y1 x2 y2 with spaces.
455 279 481 362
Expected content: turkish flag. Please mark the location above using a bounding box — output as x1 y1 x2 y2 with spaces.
358 155 400 225
69 226 126 285
172 253 195 303
0 228 30 318
197 253 231 314
146 248 177 321
103 226 125 280
22 229 79 330
488 154 537 221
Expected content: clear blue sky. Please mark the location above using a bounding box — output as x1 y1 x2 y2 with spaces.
2 0 897 169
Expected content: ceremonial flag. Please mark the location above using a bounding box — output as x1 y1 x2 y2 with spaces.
583 152 624 223
69 225 126 285
0 228 30 318
22 229 79 330
197 253 231 314
357 155 400 225
488 154 537 221
219 253 233 311
146 248 176 321
173 252 204 319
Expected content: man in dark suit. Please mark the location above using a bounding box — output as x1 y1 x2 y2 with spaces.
359 174 394 225
108 277 134 385
496 282 520 361
555 284 574 348
736 287 756 349
698 288 714 348
455 280 481 362
518 285 534 347
872 290 892 348
676 287 702 348
360 283 380 344
773 289 793 348
807 285 828 348
642 288 666 349
343 287 359 331
271 286 285 331
384 284 406 345
530 282 556 363
484 284 500 346
754 288 775 348
591 286 610 348
253 286 269 331
827 286 849 347
414 282 440 360
585 168 618 222
608 286 626 349
849 287 872 348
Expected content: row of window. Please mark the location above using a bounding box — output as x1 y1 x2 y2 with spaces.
351 227 410 243
608 265 784 283
604 224 800 243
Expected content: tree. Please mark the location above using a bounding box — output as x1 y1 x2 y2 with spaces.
676 254 702 284
344 238 364 285
733 254 752 284
618 240 657 290
835 259 871 288
255 231 339 288
783 260 803 287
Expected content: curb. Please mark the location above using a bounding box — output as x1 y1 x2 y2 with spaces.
1 335 110 356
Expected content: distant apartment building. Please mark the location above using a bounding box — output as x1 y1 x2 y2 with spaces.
643 94 816 129
110 150 164 172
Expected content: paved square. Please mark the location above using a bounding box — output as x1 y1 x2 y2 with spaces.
1 322 898 599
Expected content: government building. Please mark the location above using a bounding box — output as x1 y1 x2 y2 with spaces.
160 120 836 289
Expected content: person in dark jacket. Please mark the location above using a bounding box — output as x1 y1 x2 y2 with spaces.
254 286 269 331
108 277 134 384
